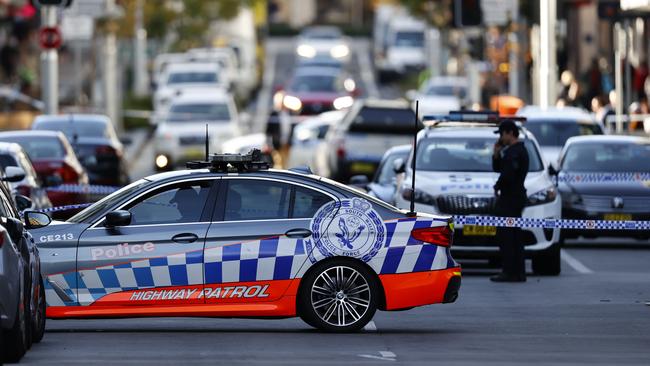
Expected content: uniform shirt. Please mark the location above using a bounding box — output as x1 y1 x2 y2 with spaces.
492 141 528 203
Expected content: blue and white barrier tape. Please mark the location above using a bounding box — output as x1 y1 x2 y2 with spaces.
45 184 120 195
558 172 650 184
453 215 650 230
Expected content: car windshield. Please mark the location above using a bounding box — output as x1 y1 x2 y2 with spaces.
425 85 467 99
416 137 544 172
68 179 151 223
0 136 65 159
34 120 108 139
525 120 602 147
168 103 231 122
561 142 650 172
167 71 218 84
375 150 410 185
0 154 18 169
394 31 424 47
290 74 338 92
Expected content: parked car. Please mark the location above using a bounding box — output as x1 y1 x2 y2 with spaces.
517 106 605 167
407 76 469 117
154 62 226 113
0 131 90 210
31 114 129 186
557 135 650 242
321 99 421 181
295 26 350 63
393 112 562 275
154 88 239 171
349 145 411 205
0 172 51 362
0 142 52 211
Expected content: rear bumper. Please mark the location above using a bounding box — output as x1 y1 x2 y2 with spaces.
379 267 461 310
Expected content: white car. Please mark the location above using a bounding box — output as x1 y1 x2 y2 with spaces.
295 26 350 63
289 110 345 170
377 16 426 76
516 106 605 168
394 113 562 275
153 62 226 114
154 88 239 171
408 76 468 117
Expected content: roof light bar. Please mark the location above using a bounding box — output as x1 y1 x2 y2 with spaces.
422 110 526 124
186 149 270 173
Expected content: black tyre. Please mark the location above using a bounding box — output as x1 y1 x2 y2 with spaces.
298 258 378 332
2 286 29 363
532 243 561 276
32 276 46 343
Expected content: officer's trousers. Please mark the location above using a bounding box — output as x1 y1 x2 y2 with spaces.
495 199 526 277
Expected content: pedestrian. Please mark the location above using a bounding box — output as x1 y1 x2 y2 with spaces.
491 120 529 282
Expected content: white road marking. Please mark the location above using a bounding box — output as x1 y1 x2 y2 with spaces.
561 249 594 274
358 351 396 362
355 40 380 98
363 320 377 332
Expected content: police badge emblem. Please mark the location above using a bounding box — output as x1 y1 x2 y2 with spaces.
305 198 386 263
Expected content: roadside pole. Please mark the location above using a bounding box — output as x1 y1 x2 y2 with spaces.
40 6 59 114
539 0 557 109
614 22 625 134
133 0 149 97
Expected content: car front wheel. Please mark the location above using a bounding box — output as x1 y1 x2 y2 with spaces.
299 259 379 332
32 276 46 343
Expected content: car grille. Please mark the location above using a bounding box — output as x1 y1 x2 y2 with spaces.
436 195 496 215
301 102 333 115
179 136 205 146
581 195 650 213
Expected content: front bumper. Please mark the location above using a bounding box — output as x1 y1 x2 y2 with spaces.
562 207 650 239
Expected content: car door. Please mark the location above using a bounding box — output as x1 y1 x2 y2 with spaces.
202 177 336 304
75 178 217 306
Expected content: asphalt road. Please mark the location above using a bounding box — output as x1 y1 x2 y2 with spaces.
18 240 650 365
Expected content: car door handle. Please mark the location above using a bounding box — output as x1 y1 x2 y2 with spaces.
172 233 198 243
285 228 313 239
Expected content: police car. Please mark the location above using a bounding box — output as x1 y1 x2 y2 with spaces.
30 150 460 332
394 112 562 275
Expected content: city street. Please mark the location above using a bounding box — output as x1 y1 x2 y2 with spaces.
21 241 650 365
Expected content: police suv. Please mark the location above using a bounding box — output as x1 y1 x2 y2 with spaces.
30 150 461 332
394 112 562 275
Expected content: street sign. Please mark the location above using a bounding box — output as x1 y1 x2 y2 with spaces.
63 0 109 19
61 16 94 41
39 27 62 49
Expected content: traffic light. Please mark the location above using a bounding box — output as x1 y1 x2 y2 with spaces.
452 0 483 28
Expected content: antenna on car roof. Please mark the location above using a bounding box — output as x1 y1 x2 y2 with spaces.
407 100 419 217
204 123 209 161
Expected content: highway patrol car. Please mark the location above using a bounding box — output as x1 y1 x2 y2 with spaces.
394 112 562 275
30 150 460 332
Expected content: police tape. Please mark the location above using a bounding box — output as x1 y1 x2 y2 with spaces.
452 215 650 230
558 172 650 184
45 184 120 195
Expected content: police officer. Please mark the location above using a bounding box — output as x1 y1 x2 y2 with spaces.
491 119 528 282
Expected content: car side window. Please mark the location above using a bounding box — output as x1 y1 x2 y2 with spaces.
125 181 212 225
224 180 291 221
293 186 332 218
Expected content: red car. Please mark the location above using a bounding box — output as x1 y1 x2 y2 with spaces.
0 131 89 213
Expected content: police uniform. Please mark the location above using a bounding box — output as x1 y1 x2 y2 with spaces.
492 121 528 282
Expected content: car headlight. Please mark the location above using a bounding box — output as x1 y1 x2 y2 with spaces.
330 44 349 59
333 96 354 110
527 186 557 206
296 44 316 58
282 95 302 112
402 186 436 205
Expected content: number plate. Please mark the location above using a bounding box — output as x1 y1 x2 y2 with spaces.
603 213 632 221
463 225 497 236
350 162 375 174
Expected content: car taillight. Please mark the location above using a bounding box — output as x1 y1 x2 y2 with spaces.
58 163 79 183
411 225 452 247
16 185 31 197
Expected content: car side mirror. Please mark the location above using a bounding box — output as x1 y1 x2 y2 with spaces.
44 175 63 187
349 175 369 188
393 158 406 174
23 211 52 229
105 210 131 228
15 194 32 212
2 166 25 182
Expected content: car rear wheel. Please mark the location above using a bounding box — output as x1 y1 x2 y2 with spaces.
532 242 561 276
2 286 29 363
32 276 46 343
298 259 378 332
